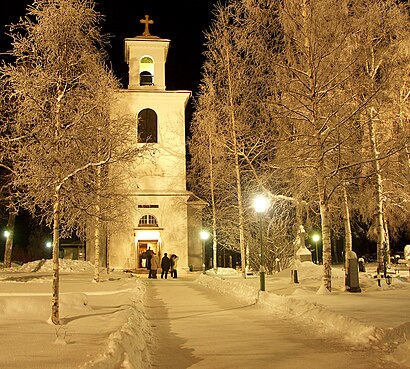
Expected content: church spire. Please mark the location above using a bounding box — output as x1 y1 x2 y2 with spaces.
140 15 154 36
125 15 170 90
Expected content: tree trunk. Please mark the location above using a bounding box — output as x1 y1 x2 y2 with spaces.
94 165 102 282
3 211 16 268
301 0 334 288
317 172 332 291
398 85 410 178
368 108 385 273
234 149 246 278
94 213 101 282
342 184 353 272
105 222 110 274
384 217 391 270
225 47 247 278
295 203 306 259
208 135 218 272
51 188 61 325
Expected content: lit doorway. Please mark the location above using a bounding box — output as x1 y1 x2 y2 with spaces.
134 229 161 270
137 240 159 268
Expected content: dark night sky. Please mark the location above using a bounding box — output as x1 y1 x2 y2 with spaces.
0 0 222 94
98 0 221 93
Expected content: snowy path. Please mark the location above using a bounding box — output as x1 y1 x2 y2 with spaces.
144 276 404 369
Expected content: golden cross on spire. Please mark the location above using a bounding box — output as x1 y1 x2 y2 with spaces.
140 15 154 36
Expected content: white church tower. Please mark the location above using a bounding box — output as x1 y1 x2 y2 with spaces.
105 16 206 272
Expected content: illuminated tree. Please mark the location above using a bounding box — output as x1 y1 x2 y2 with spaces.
1 0 144 323
349 0 410 272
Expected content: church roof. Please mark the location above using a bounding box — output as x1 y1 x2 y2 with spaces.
187 193 208 207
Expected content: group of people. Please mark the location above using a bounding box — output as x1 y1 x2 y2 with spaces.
146 250 178 279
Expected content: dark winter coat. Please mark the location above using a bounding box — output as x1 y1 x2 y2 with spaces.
146 250 153 270
161 255 171 271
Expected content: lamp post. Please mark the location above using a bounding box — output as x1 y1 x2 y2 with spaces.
200 230 209 274
253 195 269 291
3 230 12 268
46 241 52 258
312 234 320 264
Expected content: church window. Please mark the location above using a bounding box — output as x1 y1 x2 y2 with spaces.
138 215 158 227
138 108 157 143
139 56 154 86
141 57 153 63
140 71 153 86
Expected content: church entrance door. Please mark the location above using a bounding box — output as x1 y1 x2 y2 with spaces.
134 228 161 271
137 240 160 269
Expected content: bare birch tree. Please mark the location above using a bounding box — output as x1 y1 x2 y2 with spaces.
348 0 410 273
194 4 257 277
0 78 18 268
190 83 221 272
192 0 409 284
235 0 395 290
1 0 145 324
263 0 369 291
191 1 319 274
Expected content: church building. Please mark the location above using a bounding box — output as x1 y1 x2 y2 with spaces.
93 16 206 272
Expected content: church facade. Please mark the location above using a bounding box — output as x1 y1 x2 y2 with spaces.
89 18 206 272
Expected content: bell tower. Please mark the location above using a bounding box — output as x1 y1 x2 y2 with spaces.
124 15 170 90
102 15 206 274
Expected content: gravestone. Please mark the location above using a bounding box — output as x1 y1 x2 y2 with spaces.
346 251 361 293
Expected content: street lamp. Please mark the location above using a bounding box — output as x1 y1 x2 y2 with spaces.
45 241 52 258
4 230 10 238
312 234 320 264
253 195 269 291
200 230 209 274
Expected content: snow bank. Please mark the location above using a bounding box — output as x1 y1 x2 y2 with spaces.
205 267 241 276
198 262 410 365
383 322 410 368
198 273 259 304
1 259 153 369
15 258 94 273
276 260 345 280
198 273 382 345
258 292 383 344
0 292 90 321
80 281 152 369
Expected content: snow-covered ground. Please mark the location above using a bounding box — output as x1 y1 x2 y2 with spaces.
201 262 410 368
0 259 153 369
0 259 408 368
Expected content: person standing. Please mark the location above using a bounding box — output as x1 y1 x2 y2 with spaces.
146 248 153 278
161 253 171 279
170 254 175 277
171 254 179 278
150 252 159 279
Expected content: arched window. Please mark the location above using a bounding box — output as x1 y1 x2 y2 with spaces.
140 71 153 86
138 108 157 143
138 215 158 227
139 56 154 86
